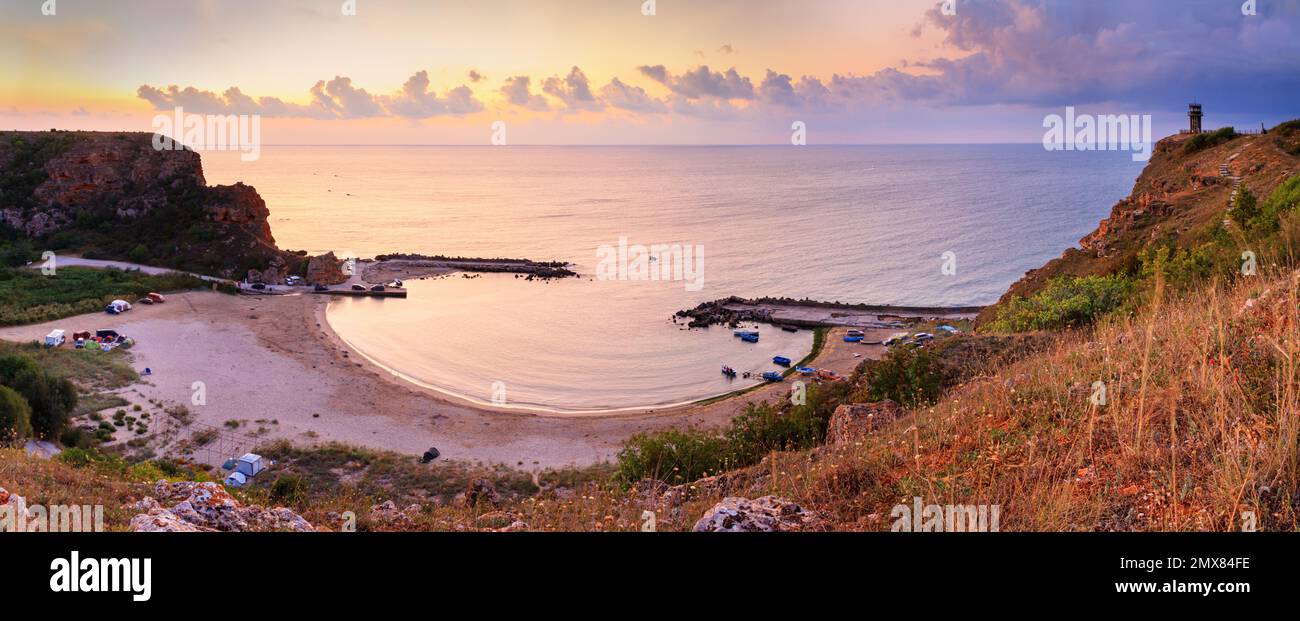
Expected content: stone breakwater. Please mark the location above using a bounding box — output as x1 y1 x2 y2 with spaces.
675 296 983 329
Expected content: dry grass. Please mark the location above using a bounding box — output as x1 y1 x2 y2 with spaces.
3 268 1297 531
733 267 1300 531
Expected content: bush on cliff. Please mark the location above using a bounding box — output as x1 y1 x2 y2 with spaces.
0 385 34 441
986 274 1135 333
616 382 847 486
1183 127 1238 154
859 345 944 408
0 354 77 439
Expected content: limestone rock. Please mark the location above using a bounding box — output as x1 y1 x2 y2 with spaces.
128 480 313 532
693 496 824 532
826 399 903 444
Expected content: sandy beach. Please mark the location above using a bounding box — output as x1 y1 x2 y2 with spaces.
0 290 875 469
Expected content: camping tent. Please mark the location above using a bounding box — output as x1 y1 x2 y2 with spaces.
236 453 265 477
224 472 248 488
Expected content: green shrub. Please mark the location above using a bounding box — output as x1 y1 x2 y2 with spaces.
0 353 77 438
0 384 33 440
614 428 731 486
615 381 851 487
1183 127 1238 154
987 274 1135 332
725 402 822 465
1248 175 1300 233
270 474 308 504
862 345 944 407
1227 187 1261 229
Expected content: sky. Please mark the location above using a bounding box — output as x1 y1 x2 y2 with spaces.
1 0 1298 144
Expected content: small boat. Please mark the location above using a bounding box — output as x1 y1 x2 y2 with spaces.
796 366 816 375
780 325 798 333
733 329 758 337
721 365 737 377
883 332 910 346
761 371 783 382
816 369 842 381
846 329 864 337
740 333 759 343
843 335 863 343
772 356 791 366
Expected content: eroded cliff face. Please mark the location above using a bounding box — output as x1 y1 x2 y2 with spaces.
976 124 1300 326
0 131 289 279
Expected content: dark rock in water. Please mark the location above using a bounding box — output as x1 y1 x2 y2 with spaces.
421 447 441 463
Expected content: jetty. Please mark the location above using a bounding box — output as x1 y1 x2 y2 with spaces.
312 288 407 298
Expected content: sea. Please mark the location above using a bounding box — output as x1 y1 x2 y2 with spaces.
202 145 1141 411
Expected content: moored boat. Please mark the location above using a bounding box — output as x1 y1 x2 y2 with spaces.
761 371 783 382
772 356 791 366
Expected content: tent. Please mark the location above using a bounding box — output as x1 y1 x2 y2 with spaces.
236 453 266 477
224 472 248 488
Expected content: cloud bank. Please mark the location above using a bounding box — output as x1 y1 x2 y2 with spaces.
136 0 1300 123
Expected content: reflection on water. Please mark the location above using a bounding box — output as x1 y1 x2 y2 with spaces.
205 145 1140 410
326 274 813 411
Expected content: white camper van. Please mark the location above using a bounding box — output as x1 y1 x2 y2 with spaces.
44 330 66 348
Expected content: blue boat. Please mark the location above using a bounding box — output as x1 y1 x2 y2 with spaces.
761 371 783 382
733 329 758 338
772 356 791 366
843 335 863 343
740 332 759 343
796 366 816 375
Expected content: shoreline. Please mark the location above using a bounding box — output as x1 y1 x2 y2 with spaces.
0 289 879 468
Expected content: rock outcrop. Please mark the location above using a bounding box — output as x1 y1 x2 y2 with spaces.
827 399 903 444
128 480 313 532
978 123 1300 327
0 131 288 278
693 496 824 532
307 251 348 285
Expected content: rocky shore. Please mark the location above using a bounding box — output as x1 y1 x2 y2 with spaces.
675 296 983 329
362 254 577 283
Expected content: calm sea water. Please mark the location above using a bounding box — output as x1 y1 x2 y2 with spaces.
203 145 1141 411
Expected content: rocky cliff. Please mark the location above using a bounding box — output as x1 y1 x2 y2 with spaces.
0 131 294 280
978 121 1300 326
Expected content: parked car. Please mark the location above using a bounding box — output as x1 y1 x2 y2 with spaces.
370 285 385 292
351 284 365 291
104 300 131 314
286 276 304 286
250 283 266 290
314 284 329 292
